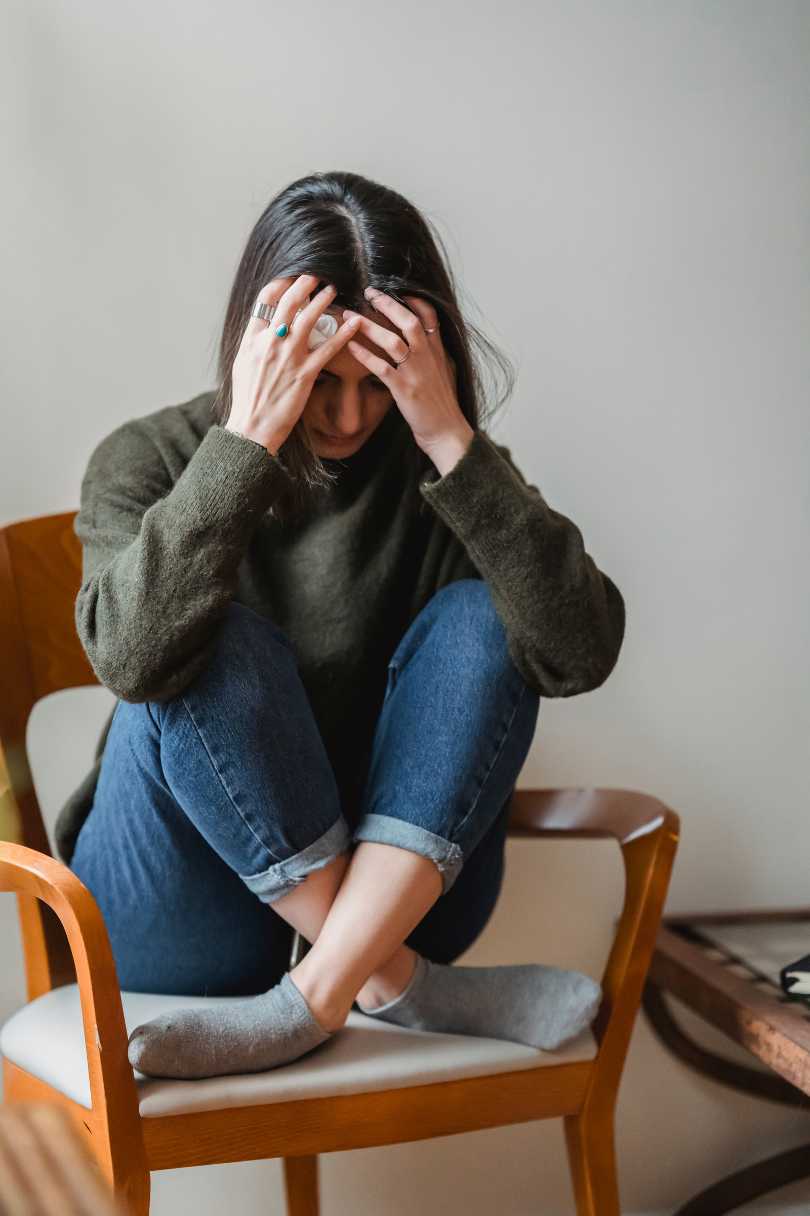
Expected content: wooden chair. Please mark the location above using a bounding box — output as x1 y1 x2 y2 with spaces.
0 511 680 1216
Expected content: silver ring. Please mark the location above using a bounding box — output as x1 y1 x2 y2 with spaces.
251 301 277 324
394 349 412 368
424 325 438 334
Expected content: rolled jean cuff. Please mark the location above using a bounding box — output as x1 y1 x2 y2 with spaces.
240 816 352 904
352 813 464 895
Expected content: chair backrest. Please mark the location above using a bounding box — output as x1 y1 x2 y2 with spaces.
0 511 94 858
1 510 97 992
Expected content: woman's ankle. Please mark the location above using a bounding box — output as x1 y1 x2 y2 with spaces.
289 944 421 1029
356 946 419 1012
287 966 352 1034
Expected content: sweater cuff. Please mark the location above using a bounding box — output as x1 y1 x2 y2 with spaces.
185 424 295 528
418 429 526 537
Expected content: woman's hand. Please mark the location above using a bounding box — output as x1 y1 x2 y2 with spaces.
228 274 362 455
343 289 474 471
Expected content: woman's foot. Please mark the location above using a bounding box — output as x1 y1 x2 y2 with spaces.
355 953 602 1051
127 972 336 1080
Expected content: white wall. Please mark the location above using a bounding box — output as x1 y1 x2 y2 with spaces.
2 1 809 1212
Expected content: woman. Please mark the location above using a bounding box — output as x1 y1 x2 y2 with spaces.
63 170 626 1081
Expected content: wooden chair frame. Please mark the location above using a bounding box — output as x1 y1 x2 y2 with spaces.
0 512 680 1216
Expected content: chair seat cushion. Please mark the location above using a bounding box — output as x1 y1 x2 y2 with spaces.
0 984 597 1118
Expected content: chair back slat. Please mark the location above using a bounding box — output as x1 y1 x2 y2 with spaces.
507 786 668 845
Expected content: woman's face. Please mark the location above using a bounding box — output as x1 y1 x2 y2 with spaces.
303 306 399 457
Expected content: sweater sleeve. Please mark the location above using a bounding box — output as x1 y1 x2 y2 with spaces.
74 420 294 703
418 428 626 697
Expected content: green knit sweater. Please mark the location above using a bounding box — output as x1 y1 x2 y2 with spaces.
54 390 626 865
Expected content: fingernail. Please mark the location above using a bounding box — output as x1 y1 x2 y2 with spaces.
364 286 379 299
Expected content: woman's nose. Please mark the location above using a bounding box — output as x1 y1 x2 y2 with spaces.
331 394 364 433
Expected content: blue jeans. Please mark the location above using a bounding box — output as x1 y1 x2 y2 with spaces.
70 579 540 996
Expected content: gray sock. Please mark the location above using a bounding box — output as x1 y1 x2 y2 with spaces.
127 972 333 1080
356 954 601 1051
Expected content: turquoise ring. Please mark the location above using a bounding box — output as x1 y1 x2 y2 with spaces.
275 323 289 338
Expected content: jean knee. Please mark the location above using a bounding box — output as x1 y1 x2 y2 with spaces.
425 578 516 681
163 599 298 712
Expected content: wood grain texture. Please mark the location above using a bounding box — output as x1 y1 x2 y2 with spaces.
139 1060 592 1169
648 926 810 1094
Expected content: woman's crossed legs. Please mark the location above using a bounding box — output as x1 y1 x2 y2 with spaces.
71 581 600 1079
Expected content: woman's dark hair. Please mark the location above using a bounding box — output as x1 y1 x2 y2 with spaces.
210 170 515 520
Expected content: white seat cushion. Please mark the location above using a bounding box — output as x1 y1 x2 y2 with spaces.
0 984 597 1118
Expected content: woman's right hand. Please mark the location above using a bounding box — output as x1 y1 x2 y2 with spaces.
226 274 362 455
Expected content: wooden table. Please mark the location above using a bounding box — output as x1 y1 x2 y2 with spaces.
0 1103 127 1215
642 907 810 1215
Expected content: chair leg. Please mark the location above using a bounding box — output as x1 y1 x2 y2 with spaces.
87 1127 151 1216
283 1155 319 1216
115 1170 151 1216
564 1109 620 1216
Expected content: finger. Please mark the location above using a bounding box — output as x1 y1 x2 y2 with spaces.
341 311 410 364
245 277 296 338
301 315 363 374
403 295 440 334
262 273 322 336
287 283 338 346
345 338 400 386
364 289 425 348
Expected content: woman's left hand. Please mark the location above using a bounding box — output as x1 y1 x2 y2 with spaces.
343 289 474 466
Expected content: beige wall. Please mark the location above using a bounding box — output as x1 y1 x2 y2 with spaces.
2 1 809 1211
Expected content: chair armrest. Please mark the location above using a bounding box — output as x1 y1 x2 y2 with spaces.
0 842 140 1126
507 787 680 1113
